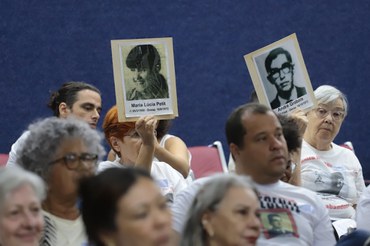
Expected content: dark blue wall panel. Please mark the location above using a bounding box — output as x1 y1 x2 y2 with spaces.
1 1 370 178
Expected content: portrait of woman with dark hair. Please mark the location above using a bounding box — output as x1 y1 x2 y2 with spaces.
125 44 169 101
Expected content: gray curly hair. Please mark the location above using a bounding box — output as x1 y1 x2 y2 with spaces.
16 116 106 182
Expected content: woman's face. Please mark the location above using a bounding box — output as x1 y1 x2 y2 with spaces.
47 138 95 200
113 178 172 246
304 98 345 149
204 186 261 246
0 184 44 246
116 130 142 165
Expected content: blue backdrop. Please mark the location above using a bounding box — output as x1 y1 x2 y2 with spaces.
1 1 370 179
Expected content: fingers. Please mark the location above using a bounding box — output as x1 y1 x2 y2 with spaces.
135 115 158 138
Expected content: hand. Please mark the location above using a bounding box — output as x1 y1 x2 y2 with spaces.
290 109 308 136
135 115 157 146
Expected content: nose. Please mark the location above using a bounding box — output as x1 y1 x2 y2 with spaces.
22 211 39 228
249 214 262 232
323 112 334 123
92 108 100 120
270 136 284 151
133 70 142 81
153 210 171 229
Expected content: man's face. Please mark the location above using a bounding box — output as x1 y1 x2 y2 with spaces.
232 111 288 184
268 54 294 93
271 215 282 229
67 89 102 129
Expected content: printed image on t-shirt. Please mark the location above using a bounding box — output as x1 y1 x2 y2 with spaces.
260 209 299 239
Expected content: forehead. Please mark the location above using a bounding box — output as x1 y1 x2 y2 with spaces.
54 137 87 155
241 111 281 136
270 54 289 69
75 89 101 105
119 178 160 209
318 98 344 110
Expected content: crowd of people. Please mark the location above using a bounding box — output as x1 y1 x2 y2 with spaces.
1 56 370 245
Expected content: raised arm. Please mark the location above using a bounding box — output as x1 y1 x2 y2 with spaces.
135 115 157 171
154 136 190 178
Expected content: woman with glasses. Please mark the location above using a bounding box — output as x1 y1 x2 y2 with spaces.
300 85 365 221
16 116 106 245
99 105 188 204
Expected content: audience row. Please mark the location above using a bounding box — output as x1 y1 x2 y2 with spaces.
1 80 370 246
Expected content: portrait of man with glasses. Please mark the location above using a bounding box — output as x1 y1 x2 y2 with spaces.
265 47 307 109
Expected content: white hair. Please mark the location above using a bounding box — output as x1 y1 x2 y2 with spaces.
0 167 46 209
314 85 348 115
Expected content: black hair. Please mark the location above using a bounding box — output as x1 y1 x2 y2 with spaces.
79 167 152 246
47 81 101 117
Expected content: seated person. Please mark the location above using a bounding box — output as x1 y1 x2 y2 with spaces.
107 119 193 181
100 105 188 203
181 174 261 246
79 167 173 246
16 117 106 245
0 167 45 246
6 81 102 168
153 120 193 180
301 85 365 220
172 103 335 245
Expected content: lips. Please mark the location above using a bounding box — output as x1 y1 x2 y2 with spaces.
271 155 286 163
155 233 171 245
245 236 258 244
16 232 39 242
89 122 97 129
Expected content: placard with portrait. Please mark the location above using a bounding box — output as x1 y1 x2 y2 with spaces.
244 33 316 115
111 37 178 121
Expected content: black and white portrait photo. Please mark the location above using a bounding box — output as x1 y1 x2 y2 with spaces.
125 44 169 101
111 37 178 121
244 34 316 115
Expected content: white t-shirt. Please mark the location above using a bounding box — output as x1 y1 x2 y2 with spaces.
356 185 370 230
6 131 30 168
98 159 188 203
154 134 194 183
172 177 335 246
41 210 87 246
301 140 365 220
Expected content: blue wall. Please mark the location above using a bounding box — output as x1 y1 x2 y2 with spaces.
1 1 370 178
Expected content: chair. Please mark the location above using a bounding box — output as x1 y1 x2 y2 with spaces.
0 154 9 167
188 141 228 179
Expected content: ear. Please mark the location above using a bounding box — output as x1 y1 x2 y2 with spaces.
229 143 240 161
109 136 121 153
201 212 214 237
59 102 70 118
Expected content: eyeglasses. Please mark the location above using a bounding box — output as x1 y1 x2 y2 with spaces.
314 107 345 121
48 153 98 170
268 62 293 80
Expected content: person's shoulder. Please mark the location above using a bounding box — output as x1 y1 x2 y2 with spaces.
97 160 121 173
295 85 307 97
270 96 280 108
274 181 320 199
152 161 184 178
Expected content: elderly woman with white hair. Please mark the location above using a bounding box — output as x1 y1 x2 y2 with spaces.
300 85 365 221
16 116 106 246
0 167 45 246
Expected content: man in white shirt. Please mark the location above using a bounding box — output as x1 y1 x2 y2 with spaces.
172 103 335 245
